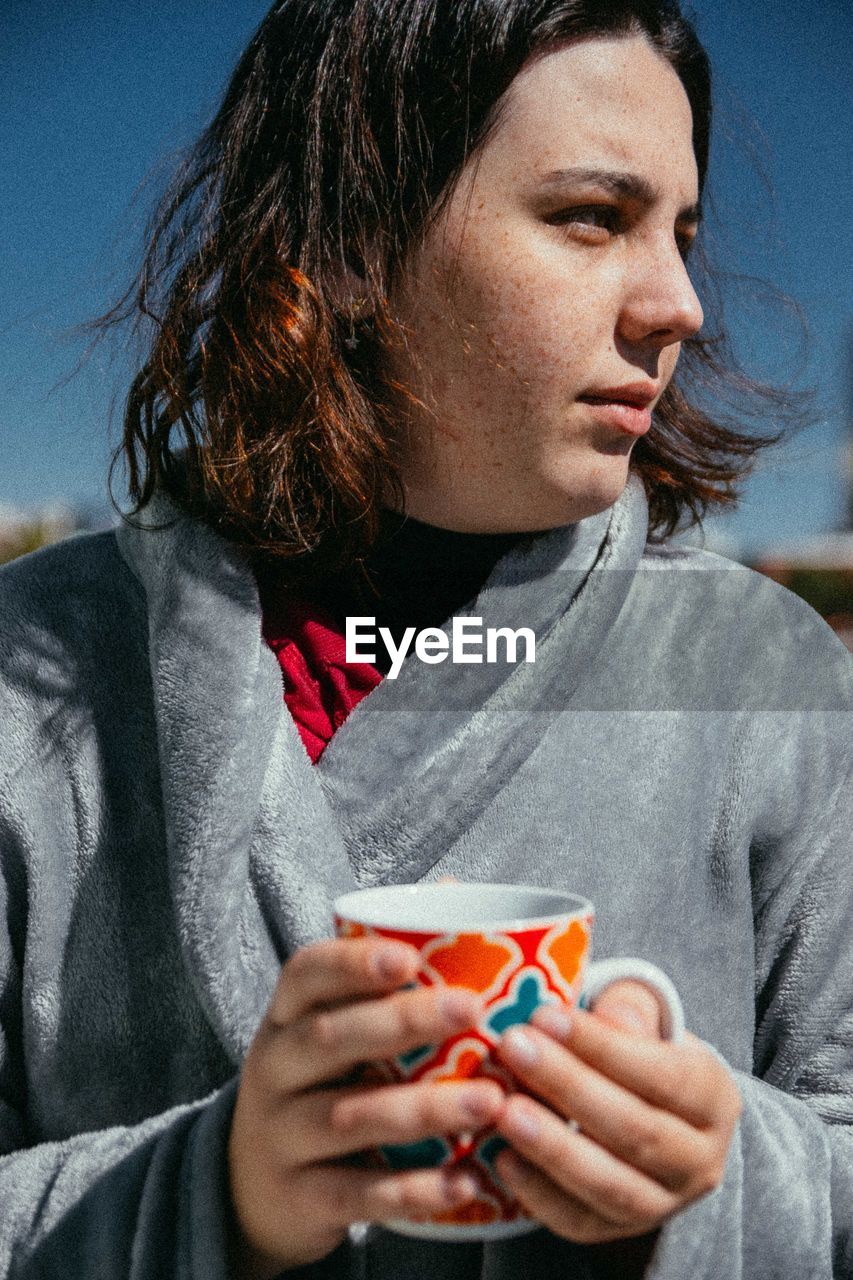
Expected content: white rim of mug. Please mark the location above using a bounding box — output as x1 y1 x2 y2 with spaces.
333 882 594 933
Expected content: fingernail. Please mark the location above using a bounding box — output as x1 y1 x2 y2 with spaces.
502 1027 538 1066
600 1002 650 1034
374 944 413 981
534 1006 572 1040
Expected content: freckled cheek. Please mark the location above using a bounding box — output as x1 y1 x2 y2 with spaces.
455 251 604 364
414 239 614 387
475 291 599 383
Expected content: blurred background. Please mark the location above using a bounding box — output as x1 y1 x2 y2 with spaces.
1 0 851 643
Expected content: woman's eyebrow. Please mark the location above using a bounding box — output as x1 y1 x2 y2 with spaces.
536 166 702 225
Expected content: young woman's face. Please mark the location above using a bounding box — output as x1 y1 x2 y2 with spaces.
382 35 704 531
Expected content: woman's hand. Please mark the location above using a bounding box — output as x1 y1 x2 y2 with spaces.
227 936 504 1279
491 980 742 1245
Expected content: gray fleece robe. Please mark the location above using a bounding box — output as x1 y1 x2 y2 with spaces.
0 473 850 1279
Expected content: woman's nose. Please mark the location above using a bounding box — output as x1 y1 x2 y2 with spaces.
617 239 704 350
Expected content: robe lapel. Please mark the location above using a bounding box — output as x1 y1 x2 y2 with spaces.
115 496 358 1063
317 477 649 886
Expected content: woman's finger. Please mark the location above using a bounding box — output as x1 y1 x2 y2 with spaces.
494 1095 680 1230
496 1023 707 1190
264 983 481 1093
266 937 420 1028
283 1079 505 1163
529 1007 731 1129
494 1148 662 1246
590 980 663 1038
294 1161 482 1230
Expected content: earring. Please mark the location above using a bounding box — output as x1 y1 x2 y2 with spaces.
343 296 373 351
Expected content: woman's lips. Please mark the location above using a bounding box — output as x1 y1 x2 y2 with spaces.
577 395 652 438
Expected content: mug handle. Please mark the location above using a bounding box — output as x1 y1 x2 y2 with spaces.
580 957 685 1044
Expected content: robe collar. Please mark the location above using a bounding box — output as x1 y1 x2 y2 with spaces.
115 476 649 1060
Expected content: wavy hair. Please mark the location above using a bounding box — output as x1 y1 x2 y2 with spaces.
95 0 796 581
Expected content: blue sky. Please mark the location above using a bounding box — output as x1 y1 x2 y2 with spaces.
0 0 850 553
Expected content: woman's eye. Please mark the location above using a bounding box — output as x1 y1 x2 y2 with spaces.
549 206 622 235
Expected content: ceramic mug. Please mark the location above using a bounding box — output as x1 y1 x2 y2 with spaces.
333 881 684 1242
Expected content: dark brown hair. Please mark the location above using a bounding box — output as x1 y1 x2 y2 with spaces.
97 0 795 581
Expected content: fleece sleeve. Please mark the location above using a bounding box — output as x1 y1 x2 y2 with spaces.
0 1082 241 1279
646 709 853 1280
0 935 361 1280
0 838 241 1280
0 750 247 1280
0 781 358 1280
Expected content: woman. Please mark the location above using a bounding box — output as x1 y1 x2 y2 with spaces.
0 2 850 1278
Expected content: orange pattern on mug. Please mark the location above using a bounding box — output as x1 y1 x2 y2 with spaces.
546 918 589 986
426 932 514 992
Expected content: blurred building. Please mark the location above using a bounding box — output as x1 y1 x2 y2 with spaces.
0 502 105 565
749 390 853 651
751 533 853 652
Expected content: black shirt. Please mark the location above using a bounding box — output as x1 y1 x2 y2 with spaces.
312 510 533 675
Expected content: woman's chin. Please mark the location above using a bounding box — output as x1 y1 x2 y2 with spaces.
537 459 632 525
389 454 632 531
